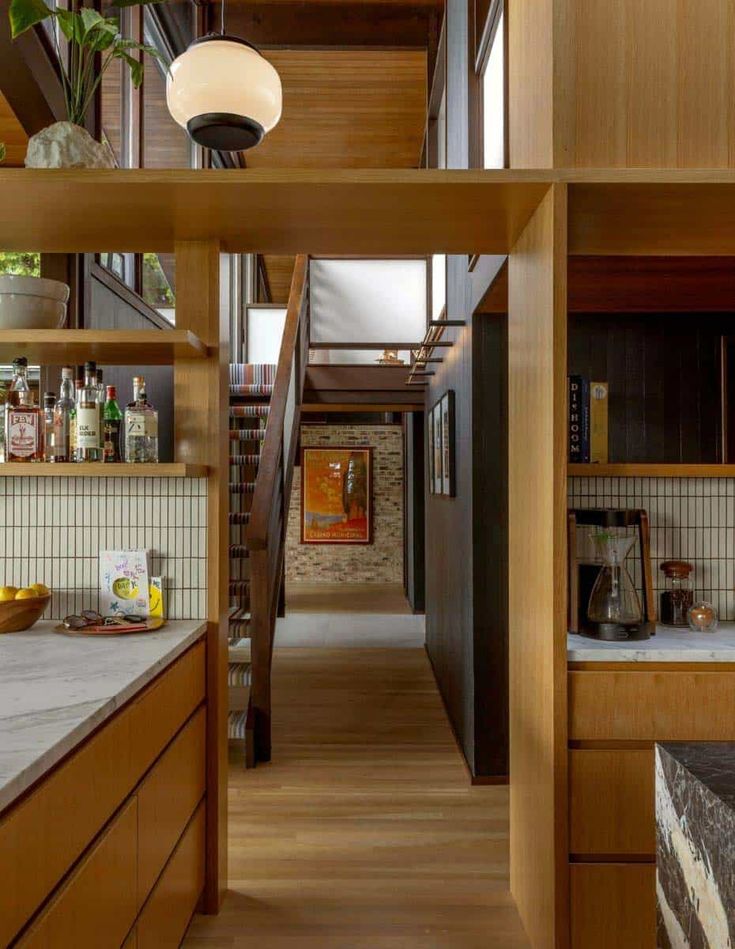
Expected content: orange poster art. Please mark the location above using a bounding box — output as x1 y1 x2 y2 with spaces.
301 447 373 545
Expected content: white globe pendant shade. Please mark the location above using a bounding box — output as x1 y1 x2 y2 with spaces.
166 36 282 151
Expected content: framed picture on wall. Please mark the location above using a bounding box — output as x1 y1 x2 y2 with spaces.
441 391 456 496
429 390 455 498
432 403 443 495
301 446 373 545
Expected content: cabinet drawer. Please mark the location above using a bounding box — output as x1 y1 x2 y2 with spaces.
138 706 206 905
18 797 138 949
570 749 655 856
0 640 205 947
137 801 206 949
569 670 735 740
571 863 655 949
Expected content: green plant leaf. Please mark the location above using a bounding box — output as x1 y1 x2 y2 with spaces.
78 6 105 39
86 21 119 51
54 8 83 42
114 49 144 87
9 0 53 38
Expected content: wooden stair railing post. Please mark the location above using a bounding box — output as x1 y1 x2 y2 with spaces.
247 255 309 763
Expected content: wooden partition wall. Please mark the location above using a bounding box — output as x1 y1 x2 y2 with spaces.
508 185 568 948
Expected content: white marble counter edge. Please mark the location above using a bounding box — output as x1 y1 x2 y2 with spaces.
0 621 206 814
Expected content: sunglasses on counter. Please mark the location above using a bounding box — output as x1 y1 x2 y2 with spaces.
62 609 146 630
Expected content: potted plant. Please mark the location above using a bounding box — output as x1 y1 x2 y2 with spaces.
8 0 164 168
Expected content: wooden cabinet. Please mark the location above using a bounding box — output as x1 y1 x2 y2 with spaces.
2 641 206 947
570 864 656 949
18 798 139 949
569 749 655 857
137 803 206 949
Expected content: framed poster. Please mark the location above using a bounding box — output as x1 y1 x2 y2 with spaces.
432 403 443 495
440 391 455 496
428 407 436 495
301 446 373 544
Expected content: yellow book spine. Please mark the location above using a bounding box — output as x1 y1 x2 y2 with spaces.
590 382 609 464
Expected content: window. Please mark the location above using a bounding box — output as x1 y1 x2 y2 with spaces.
0 253 41 277
482 5 505 169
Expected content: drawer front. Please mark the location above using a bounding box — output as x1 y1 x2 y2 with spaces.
569 749 655 856
0 640 205 947
137 802 206 949
137 706 206 904
18 797 138 949
569 670 735 740
571 863 655 949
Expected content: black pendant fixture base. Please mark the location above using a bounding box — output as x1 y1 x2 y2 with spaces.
187 113 265 151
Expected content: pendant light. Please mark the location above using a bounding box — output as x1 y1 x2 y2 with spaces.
165 0 282 151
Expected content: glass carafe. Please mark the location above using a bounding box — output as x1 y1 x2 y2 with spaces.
587 532 643 640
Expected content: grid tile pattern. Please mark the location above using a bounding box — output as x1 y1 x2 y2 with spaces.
569 477 735 620
0 478 207 620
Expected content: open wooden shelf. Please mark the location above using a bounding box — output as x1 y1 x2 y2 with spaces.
0 330 207 365
0 463 207 477
568 463 735 478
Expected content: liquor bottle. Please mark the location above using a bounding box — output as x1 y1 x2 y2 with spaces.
42 392 56 462
0 376 7 463
124 376 158 463
52 367 75 463
96 368 105 453
69 379 83 462
6 357 42 462
75 362 102 463
103 385 123 463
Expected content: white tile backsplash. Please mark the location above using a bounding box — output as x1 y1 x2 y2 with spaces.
569 476 735 621
0 477 207 620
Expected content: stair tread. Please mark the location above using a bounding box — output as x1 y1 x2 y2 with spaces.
229 545 250 558
228 709 251 740
230 405 271 417
229 454 261 465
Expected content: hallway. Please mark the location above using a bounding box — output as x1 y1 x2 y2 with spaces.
185 647 528 948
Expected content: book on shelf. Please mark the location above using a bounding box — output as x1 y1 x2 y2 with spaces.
568 375 590 463
590 381 609 464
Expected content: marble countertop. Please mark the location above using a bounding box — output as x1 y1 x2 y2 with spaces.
568 623 735 662
0 619 206 814
659 742 735 813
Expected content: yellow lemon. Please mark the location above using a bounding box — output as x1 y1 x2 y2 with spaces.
0 586 17 602
31 583 50 597
15 588 38 600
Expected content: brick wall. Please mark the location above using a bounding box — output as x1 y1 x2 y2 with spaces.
286 424 404 583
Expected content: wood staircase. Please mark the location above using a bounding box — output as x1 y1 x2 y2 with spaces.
227 255 310 766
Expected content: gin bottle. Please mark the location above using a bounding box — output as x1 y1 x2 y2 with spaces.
52 367 75 462
6 357 42 462
69 378 83 462
96 369 105 453
0 376 7 463
42 392 56 462
124 376 158 463
75 362 103 462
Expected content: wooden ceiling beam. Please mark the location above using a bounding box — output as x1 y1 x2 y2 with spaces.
218 1 438 49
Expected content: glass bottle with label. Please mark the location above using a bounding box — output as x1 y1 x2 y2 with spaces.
52 367 75 463
96 368 105 453
42 392 56 461
76 362 102 462
6 357 42 462
124 376 158 463
103 385 123 463
69 378 83 462
0 376 7 463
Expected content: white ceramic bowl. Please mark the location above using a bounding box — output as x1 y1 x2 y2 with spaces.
0 276 70 330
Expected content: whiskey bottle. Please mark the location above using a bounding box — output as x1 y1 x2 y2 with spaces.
103 385 123 463
124 376 158 463
52 367 75 463
6 357 42 462
42 392 56 462
76 362 102 462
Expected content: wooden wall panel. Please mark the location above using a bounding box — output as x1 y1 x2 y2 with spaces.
174 242 228 911
508 0 554 167
570 864 656 949
0 91 28 167
508 185 568 948
558 0 735 168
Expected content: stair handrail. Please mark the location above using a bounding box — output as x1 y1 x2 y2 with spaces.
247 254 309 552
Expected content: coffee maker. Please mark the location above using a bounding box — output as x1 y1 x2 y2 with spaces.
568 508 656 641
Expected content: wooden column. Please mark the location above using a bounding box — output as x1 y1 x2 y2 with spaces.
174 241 228 911
508 185 568 948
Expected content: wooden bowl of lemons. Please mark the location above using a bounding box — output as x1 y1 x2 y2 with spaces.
0 584 51 634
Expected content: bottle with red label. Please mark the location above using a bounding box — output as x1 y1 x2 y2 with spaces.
6 357 42 462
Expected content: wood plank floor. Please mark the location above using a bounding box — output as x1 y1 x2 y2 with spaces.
184 648 529 948
286 582 412 614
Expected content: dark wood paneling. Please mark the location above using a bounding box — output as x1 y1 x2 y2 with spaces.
568 313 728 464
305 365 413 391
472 311 508 777
404 411 426 612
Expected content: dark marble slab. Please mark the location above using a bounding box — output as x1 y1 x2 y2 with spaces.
656 742 735 948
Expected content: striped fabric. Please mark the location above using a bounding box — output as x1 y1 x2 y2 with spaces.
228 710 249 740
229 364 277 386
229 512 251 525
229 544 249 558
229 428 267 441
229 482 256 494
230 405 271 418
228 662 252 687
229 454 261 466
230 383 274 396
229 580 251 597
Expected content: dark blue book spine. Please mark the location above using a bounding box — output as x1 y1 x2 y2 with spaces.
568 376 590 463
